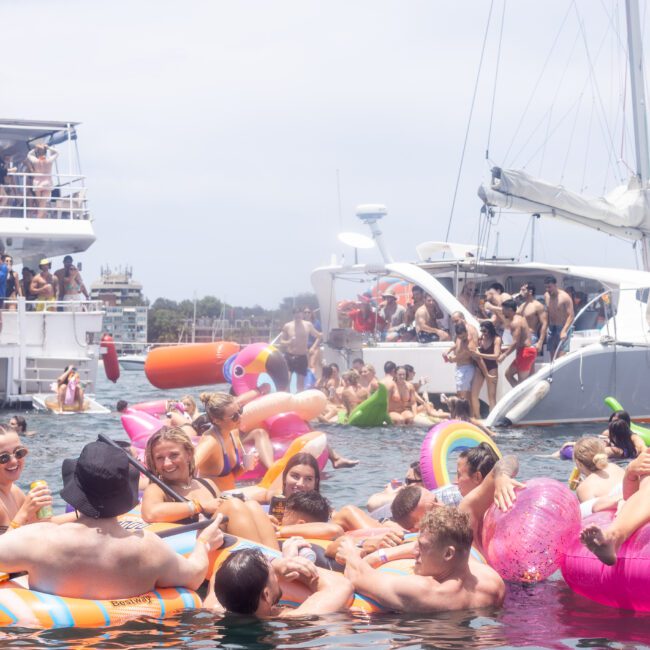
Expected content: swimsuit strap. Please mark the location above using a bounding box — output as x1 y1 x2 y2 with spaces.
195 477 218 498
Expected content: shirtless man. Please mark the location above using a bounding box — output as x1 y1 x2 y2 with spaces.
0 440 224 599
280 308 322 391
341 370 369 415
544 276 574 359
450 311 478 346
483 282 511 336
444 323 487 409
212 538 353 617
380 360 397 392
339 507 505 613
498 299 537 386
415 294 450 343
30 258 58 312
516 283 547 356
388 366 417 425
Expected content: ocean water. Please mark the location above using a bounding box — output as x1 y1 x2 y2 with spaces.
2 371 649 649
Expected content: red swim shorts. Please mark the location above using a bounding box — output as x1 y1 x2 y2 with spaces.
515 346 537 373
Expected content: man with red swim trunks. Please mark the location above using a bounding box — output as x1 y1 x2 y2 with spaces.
498 299 537 387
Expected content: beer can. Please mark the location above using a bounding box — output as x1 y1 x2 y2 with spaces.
568 467 581 491
30 480 53 519
269 494 286 523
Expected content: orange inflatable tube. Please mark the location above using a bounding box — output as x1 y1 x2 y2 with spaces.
145 342 240 390
101 334 120 383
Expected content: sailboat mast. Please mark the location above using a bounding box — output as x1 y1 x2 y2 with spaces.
626 0 650 269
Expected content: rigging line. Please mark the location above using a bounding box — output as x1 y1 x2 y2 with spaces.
580 99 597 191
560 85 587 182
520 23 614 171
515 215 532 261
444 0 495 243
573 4 621 187
485 0 507 161
510 26 583 167
502 1 574 165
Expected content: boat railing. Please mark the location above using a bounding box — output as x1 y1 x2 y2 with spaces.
2 298 104 313
0 172 89 220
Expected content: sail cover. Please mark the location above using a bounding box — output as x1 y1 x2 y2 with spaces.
478 167 650 240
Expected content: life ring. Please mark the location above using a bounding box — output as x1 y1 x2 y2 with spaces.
145 342 240 390
420 420 501 490
0 582 200 629
101 334 120 383
562 510 650 611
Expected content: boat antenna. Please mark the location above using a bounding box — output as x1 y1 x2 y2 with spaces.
355 204 393 263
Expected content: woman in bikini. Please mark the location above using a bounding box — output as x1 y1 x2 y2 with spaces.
0 425 52 533
141 426 277 548
470 320 502 417
388 366 416 425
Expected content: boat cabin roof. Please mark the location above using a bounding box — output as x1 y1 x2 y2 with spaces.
0 119 79 156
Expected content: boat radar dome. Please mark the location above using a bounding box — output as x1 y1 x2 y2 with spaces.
356 204 387 224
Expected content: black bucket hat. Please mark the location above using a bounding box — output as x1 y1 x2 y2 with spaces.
60 440 139 518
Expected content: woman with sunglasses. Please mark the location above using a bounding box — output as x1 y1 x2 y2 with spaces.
0 425 52 533
195 392 259 491
142 427 278 548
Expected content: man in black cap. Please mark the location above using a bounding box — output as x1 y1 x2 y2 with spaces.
0 440 224 599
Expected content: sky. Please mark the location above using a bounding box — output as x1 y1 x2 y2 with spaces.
3 0 649 308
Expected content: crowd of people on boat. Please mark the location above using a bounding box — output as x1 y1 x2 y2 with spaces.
0 254 89 311
0 144 82 220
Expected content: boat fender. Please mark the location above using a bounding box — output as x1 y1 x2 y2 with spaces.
101 334 120 383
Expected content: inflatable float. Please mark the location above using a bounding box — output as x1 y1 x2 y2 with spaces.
562 510 650 612
0 582 200 629
420 420 501 490
101 333 120 383
145 342 240 390
230 343 290 394
345 384 390 427
482 478 580 583
604 396 650 445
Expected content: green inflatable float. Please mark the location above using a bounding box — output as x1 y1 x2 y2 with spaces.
604 396 650 445
346 383 391 427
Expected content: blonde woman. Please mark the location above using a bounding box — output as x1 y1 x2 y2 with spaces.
573 437 625 518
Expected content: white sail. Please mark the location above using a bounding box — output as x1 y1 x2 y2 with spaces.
477 167 650 241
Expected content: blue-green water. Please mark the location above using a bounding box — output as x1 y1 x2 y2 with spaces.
3 371 649 649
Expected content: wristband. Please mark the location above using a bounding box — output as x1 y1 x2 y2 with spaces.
378 550 388 565
8 520 20 529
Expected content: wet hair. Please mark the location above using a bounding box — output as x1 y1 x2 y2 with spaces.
404 364 415 375
282 453 321 493
544 276 557 285
285 490 331 523
608 419 637 459
191 413 212 436
10 415 27 434
488 282 505 293
479 320 497 338
384 361 396 375
145 426 196 478
409 460 422 480
526 283 536 295
391 485 423 528
213 548 270 614
608 410 631 425
501 299 518 312
573 437 608 473
459 443 498 478
352 358 364 367
116 400 128 412
199 391 235 422
420 507 473 554
454 322 467 337
447 397 471 421
412 285 423 295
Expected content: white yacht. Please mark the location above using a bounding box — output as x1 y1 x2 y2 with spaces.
312 2 650 427
0 119 105 407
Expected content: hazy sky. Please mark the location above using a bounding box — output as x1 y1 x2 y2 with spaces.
4 1 649 307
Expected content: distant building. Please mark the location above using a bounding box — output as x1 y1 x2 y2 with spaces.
90 266 147 353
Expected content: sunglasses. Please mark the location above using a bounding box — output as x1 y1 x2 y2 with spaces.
0 447 28 464
230 407 244 423
404 477 422 485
